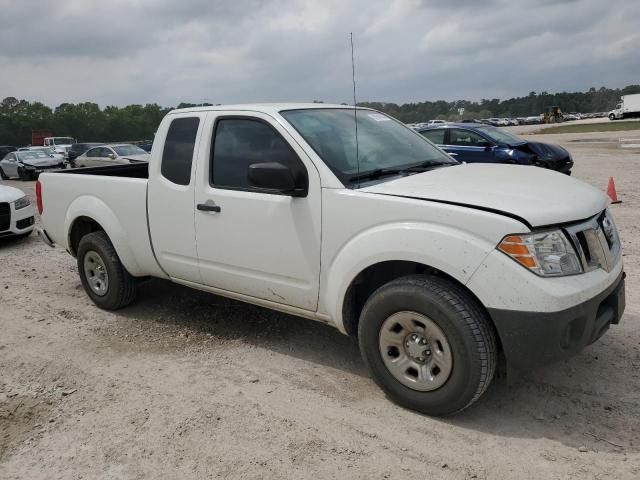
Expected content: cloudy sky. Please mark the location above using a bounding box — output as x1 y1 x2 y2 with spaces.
1 0 639 107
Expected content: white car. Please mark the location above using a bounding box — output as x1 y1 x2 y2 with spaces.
74 144 151 168
37 103 625 415
0 150 66 180
0 185 35 238
18 146 65 162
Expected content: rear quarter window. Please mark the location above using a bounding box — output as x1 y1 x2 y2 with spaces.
161 117 200 186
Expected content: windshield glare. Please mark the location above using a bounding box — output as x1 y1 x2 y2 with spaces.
18 151 50 160
474 126 523 145
113 145 147 156
281 108 456 185
52 137 75 144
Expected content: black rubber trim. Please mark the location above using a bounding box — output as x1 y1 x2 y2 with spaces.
368 192 533 229
488 271 625 370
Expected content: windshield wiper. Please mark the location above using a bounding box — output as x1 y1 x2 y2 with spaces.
348 160 456 183
348 168 404 183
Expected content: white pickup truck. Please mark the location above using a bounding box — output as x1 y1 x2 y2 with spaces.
37 104 626 415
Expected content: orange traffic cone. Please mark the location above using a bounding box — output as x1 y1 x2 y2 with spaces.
607 177 622 204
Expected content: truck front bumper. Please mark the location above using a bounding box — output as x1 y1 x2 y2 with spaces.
488 271 625 369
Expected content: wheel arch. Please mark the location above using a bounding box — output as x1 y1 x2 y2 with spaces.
68 216 105 257
64 195 145 276
341 260 499 344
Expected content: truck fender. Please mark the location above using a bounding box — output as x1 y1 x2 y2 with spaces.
64 195 145 276
320 222 496 334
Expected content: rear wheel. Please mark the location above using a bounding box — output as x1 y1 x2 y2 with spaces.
0 167 8 180
77 231 137 310
358 274 497 416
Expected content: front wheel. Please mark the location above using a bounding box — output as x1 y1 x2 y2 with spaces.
77 231 137 310
609 114 616 121
0 167 8 180
358 274 497 416
17 167 29 181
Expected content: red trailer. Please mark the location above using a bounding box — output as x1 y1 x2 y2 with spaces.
31 130 53 146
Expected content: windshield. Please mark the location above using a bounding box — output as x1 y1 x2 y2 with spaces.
281 108 456 185
113 145 147 156
474 126 524 145
17 151 51 160
52 137 75 145
30 147 56 154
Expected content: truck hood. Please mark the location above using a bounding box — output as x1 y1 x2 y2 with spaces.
361 163 609 227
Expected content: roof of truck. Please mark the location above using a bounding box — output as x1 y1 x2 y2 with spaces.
169 103 368 115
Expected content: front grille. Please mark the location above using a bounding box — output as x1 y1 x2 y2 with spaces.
0 202 10 232
564 210 620 273
16 216 34 230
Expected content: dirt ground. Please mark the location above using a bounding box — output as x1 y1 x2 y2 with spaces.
1 129 639 479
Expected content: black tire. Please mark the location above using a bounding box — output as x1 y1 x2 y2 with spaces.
77 231 137 310
0 167 8 180
609 114 616 121
17 167 29 181
358 274 496 416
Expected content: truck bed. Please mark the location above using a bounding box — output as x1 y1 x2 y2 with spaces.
39 165 165 278
62 162 149 178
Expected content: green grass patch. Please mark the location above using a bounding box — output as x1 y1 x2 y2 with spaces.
537 121 640 134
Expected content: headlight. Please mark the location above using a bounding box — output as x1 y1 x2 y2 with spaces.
14 196 31 210
498 229 582 276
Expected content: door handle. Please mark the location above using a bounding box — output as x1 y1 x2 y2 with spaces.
197 203 221 213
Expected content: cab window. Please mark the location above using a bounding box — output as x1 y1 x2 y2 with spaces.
161 117 200 186
210 118 306 192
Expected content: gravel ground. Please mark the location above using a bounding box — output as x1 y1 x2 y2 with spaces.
1 130 639 479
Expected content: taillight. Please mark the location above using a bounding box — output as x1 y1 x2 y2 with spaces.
35 180 43 215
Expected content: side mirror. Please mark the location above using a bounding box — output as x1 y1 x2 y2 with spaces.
108 153 116 159
248 162 307 197
477 141 494 150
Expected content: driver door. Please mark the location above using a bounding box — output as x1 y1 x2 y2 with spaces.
1 153 18 177
441 128 495 163
194 112 322 311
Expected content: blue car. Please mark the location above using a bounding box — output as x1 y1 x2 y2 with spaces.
416 123 573 174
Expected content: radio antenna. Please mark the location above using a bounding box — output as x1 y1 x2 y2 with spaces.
350 32 360 187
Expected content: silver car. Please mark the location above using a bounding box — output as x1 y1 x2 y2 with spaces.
0 150 66 180
18 146 66 163
74 144 150 168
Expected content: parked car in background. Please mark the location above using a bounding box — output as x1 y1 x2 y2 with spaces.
74 144 150 168
0 145 17 159
523 116 543 124
0 150 66 180
0 184 35 238
43 137 76 158
136 141 153 152
416 123 573 174
18 146 65 162
68 142 104 166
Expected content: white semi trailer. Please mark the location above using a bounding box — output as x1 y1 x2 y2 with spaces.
609 94 640 120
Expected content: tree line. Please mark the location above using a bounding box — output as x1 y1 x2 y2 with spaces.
360 85 640 124
1 85 639 146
